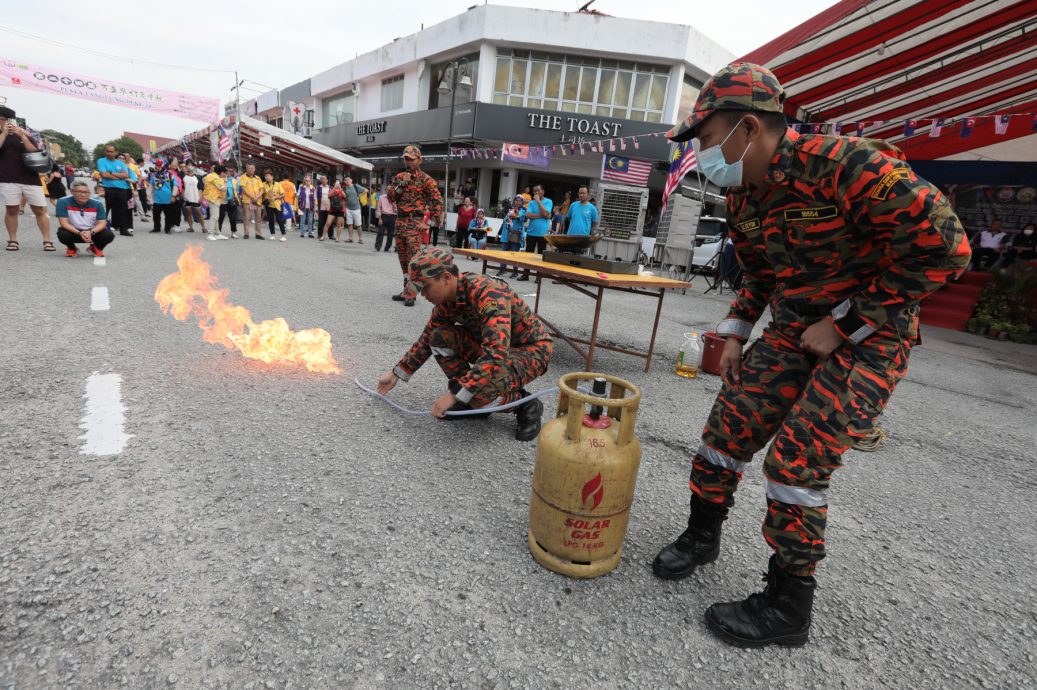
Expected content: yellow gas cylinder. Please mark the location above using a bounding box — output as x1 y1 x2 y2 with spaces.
528 372 642 578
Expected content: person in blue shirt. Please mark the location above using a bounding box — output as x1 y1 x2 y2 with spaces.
497 195 526 277
55 181 112 257
148 161 181 234
95 144 134 236
565 185 599 236
518 183 553 281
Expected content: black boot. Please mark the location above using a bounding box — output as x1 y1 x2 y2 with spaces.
514 390 543 442
704 555 816 648
652 500 726 580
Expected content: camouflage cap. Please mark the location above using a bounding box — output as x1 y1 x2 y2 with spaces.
667 62 785 142
408 246 455 292
401 144 422 159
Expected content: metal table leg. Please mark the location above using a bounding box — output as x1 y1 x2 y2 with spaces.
586 285 604 372
644 288 665 372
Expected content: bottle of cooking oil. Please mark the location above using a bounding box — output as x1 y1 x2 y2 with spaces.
676 332 701 378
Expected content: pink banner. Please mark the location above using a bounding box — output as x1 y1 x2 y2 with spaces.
0 58 220 123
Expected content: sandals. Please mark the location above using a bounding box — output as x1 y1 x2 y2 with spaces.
5 240 17 251
43 241 55 252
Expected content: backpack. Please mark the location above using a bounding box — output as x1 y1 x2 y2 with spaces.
330 191 344 212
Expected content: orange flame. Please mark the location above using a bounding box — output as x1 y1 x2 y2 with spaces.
155 245 341 374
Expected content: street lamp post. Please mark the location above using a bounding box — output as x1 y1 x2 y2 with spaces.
438 58 470 223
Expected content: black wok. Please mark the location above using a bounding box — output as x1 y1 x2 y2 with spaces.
544 234 603 250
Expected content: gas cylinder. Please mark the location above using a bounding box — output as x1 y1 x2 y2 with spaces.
700 331 727 376
528 372 642 578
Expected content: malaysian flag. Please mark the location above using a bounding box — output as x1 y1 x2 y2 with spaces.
601 154 652 186
179 139 190 162
994 114 1011 135
660 141 697 215
217 125 233 161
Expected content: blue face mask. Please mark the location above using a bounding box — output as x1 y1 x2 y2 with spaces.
692 118 751 188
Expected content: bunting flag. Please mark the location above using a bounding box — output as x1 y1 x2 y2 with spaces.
994 114 1010 135
619 138 627 151
609 139 617 152
180 139 191 161
1033 114 1037 131
601 154 652 186
960 117 975 138
832 122 841 135
217 125 233 162
904 119 917 137
660 141 697 216
632 138 639 150
856 121 865 137
929 118 945 137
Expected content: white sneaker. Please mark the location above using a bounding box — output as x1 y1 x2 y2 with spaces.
207 233 220 241
217 233 229 240
231 233 238 239
280 236 287 242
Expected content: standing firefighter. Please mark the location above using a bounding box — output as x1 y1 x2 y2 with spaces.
387 145 443 307
652 63 971 647
377 247 552 441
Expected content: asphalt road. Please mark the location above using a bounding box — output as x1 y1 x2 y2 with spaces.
2 214 1035 688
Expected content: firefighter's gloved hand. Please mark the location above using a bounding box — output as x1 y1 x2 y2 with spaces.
800 317 846 358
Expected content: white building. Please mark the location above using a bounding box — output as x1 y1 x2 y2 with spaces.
241 4 732 216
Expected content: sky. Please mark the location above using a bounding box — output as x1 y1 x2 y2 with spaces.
0 0 840 150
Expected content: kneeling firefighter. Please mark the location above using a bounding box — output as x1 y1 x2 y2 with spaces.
652 63 971 647
377 247 553 441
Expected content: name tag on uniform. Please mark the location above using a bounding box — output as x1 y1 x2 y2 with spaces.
735 218 760 232
784 206 837 222
870 168 911 201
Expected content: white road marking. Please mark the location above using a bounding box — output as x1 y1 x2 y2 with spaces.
90 286 109 311
93 257 106 266
522 293 537 297
79 373 132 456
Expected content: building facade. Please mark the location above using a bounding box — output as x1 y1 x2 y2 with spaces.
241 5 732 215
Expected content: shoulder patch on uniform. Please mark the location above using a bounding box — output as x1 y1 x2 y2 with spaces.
735 218 760 232
784 205 838 222
870 168 911 201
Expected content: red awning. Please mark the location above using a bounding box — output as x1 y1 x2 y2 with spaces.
742 0 1037 161
159 116 372 171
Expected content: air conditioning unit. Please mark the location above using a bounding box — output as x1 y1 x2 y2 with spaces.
590 182 649 262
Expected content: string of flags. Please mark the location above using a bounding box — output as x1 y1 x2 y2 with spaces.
451 131 667 160
792 111 1037 139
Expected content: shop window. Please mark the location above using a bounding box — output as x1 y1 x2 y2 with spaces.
322 91 355 128
597 69 615 105
678 75 701 121
529 62 547 98
579 67 596 102
429 54 479 109
381 74 404 112
545 64 562 99
494 57 510 93
563 65 580 101
648 75 667 111
614 71 632 107
512 60 528 94
631 73 651 110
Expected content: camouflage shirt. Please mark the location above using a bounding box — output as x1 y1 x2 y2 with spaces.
387 169 443 219
395 273 551 392
720 128 971 344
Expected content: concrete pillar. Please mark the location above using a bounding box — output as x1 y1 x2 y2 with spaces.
499 166 518 205
477 167 493 211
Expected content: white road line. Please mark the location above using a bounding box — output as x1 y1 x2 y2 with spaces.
93 257 106 266
79 373 132 456
90 286 109 311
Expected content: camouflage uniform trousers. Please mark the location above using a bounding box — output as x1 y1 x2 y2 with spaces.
430 326 553 408
395 217 427 298
692 308 914 576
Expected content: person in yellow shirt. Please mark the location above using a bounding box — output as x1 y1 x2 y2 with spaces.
237 163 266 239
202 165 229 240
279 172 296 230
263 168 288 241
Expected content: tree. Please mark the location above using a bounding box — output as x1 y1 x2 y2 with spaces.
92 136 144 164
40 129 87 167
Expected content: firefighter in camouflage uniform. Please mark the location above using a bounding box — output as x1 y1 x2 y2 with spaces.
387 145 444 307
377 247 553 441
651 63 971 648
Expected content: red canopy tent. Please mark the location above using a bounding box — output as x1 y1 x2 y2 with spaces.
159 116 372 172
742 0 1037 161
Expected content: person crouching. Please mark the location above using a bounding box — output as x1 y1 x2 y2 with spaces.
377 247 553 441
55 181 113 257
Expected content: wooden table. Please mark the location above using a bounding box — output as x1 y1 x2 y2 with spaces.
454 249 691 372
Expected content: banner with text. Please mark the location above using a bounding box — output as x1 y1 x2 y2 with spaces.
0 58 220 123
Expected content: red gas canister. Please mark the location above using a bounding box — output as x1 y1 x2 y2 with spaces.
699 332 726 376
